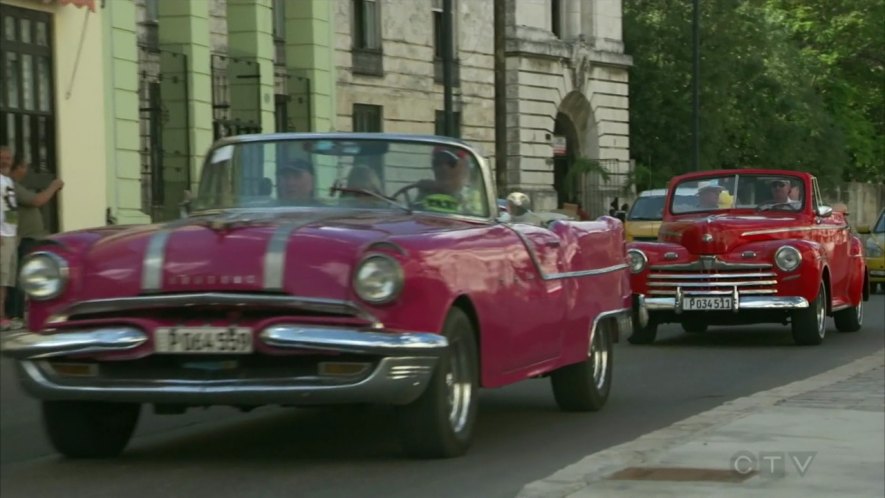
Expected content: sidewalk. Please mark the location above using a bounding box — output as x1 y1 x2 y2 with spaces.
518 350 885 498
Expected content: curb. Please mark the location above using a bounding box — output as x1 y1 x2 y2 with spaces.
517 349 885 498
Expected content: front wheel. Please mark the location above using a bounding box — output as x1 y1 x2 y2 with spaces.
397 308 479 458
550 320 614 411
43 401 141 458
792 282 827 346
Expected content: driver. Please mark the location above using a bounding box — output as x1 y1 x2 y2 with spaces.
277 159 316 205
697 183 724 210
414 147 482 214
763 178 802 209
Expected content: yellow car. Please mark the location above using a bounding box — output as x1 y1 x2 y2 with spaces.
626 188 698 242
858 208 885 293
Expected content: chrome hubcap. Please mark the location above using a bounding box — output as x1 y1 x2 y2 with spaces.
816 287 826 338
446 338 472 434
590 327 610 391
857 300 863 325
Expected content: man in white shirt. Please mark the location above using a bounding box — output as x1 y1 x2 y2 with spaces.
0 146 20 330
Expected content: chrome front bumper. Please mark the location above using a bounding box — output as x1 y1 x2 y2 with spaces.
870 269 885 279
1 325 448 406
644 294 809 312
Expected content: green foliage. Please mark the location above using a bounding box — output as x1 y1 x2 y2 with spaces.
563 157 608 202
624 0 884 185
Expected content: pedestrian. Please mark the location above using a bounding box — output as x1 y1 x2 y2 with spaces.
6 157 64 323
0 145 20 331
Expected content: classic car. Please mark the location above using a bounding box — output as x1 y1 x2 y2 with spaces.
626 169 869 346
2 133 638 459
857 208 885 293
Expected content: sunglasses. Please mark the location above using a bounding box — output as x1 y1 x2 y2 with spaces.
771 181 789 188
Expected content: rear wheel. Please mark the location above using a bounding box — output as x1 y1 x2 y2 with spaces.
834 299 863 332
550 320 614 411
792 282 827 346
628 321 657 344
42 401 140 458
681 321 708 334
397 308 479 458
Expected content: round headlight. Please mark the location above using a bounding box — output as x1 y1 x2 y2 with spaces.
19 252 68 300
626 249 648 274
353 254 404 304
774 245 802 272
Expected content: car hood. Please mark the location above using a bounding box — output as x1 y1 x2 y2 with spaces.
658 214 804 255
626 220 662 240
68 209 477 301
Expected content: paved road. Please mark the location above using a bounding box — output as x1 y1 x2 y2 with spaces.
2 295 883 498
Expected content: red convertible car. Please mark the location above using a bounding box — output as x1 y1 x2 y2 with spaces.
2 133 637 459
626 169 869 346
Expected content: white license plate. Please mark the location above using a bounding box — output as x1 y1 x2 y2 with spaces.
683 296 733 311
154 327 253 354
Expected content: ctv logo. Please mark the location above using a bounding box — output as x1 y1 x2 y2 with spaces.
731 450 817 477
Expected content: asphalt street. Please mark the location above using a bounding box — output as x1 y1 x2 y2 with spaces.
1 295 883 498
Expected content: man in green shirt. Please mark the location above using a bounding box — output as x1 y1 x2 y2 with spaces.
6 159 63 322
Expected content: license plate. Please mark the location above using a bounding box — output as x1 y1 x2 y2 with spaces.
683 296 733 311
154 327 253 354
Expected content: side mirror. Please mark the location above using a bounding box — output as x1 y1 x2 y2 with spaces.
815 205 833 218
856 225 871 234
179 190 194 218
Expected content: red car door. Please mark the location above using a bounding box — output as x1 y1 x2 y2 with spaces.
811 179 852 306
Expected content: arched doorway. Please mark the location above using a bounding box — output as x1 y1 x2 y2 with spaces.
553 112 579 208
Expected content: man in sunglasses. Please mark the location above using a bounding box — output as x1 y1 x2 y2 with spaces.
760 178 803 210
414 147 482 215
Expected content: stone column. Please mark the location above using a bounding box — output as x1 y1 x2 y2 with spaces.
102 0 149 224
226 0 275 132
566 0 581 40
158 0 212 200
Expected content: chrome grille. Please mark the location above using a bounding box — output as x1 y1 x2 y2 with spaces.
647 257 776 296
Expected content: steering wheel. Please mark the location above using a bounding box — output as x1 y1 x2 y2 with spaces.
391 183 423 208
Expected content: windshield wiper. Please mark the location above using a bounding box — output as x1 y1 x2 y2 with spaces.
330 187 412 214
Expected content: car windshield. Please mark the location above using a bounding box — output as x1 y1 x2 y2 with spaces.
193 138 490 217
670 174 805 215
875 212 885 233
629 192 697 220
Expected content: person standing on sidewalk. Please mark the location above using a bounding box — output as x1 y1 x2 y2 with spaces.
5 157 64 324
0 145 20 331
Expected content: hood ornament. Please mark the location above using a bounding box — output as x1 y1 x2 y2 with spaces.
702 233 714 243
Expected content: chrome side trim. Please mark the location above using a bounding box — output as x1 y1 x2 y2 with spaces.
741 226 845 237
1 328 147 360
645 295 809 311
264 221 302 291
15 356 438 406
260 326 448 355
590 307 632 344
141 230 172 291
545 263 629 281
46 293 381 326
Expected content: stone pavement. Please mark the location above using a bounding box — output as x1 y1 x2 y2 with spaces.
518 350 885 498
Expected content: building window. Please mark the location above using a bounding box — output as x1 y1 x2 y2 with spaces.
551 0 562 38
432 0 460 85
434 110 461 138
352 0 383 76
272 0 286 66
353 104 383 132
353 0 380 50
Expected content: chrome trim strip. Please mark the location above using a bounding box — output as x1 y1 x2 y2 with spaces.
649 272 777 280
46 293 381 326
648 289 777 296
648 280 777 288
14 356 438 406
650 257 772 271
263 221 301 291
141 230 172 292
645 295 809 311
545 263 629 281
1 328 147 360
741 226 844 237
590 307 633 344
260 326 448 355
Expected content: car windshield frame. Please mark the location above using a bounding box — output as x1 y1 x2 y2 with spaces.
191 136 494 220
668 173 807 216
875 211 885 233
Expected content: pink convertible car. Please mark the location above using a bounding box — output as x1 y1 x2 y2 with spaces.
3 133 640 458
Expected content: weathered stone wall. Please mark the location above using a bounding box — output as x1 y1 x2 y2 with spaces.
827 182 885 228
